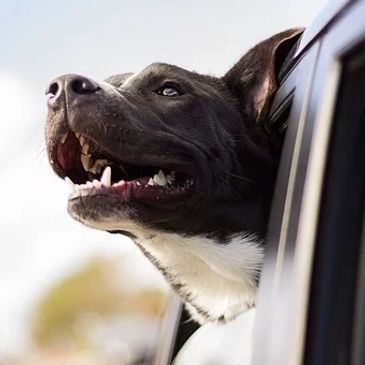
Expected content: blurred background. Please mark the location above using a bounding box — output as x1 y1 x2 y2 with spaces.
0 1 326 364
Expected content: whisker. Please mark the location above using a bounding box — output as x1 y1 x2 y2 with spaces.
218 170 262 186
215 173 245 202
36 144 47 162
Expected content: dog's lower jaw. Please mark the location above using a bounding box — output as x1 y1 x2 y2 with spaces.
75 211 264 324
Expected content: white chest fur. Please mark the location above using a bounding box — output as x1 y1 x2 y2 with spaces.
135 230 263 323
84 217 263 323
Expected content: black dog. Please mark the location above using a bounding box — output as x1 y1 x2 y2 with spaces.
45 28 302 323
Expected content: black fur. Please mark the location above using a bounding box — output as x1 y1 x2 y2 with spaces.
46 29 303 244
45 28 304 323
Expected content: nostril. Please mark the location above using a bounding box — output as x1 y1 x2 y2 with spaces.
70 77 100 95
45 81 60 97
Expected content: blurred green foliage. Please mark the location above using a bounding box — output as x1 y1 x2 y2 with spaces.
31 257 166 348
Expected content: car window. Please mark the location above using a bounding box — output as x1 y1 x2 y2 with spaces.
253 1 365 364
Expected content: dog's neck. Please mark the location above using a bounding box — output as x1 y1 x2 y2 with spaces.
106 221 263 323
86 214 263 323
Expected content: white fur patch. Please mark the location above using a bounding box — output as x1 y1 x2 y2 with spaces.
79 216 263 323
140 231 263 323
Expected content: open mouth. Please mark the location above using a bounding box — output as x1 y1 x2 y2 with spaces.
55 131 194 204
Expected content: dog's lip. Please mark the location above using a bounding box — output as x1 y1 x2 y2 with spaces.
52 130 195 179
65 161 195 207
67 176 195 207
49 130 197 206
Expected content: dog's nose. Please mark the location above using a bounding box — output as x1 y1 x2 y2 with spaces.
46 74 100 108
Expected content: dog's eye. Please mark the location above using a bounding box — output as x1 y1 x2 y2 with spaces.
156 86 180 97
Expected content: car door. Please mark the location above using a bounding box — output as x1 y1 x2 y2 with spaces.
253 0 365 364
153 1 365 364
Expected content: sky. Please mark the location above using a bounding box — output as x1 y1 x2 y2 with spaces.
0 0 326 356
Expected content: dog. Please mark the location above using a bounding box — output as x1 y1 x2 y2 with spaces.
45 28 302 324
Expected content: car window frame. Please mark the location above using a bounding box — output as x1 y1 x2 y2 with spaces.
253 1 365 364
153 1 365 364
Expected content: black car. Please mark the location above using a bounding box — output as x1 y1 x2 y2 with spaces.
154 0 365 364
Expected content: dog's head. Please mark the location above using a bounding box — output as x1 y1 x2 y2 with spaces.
45 29 302 240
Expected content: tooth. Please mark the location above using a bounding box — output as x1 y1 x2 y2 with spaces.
75 133 80 138
158 169 167 180
88 159 108 175
89 165 99 174
153 175 161 185
81 154 93 171
97 159 109 167
86 181 94 188
114 180 126 187
147 178 154 186
100 166 111 187
89 163 99 174
153 170 167 186
79 136 85 146
167 171 177 184
92 179 102 189
65 176 74 186
81 143 89 154
65 177 75 192
61 133 68 144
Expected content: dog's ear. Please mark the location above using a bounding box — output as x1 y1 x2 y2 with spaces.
223 28 304 127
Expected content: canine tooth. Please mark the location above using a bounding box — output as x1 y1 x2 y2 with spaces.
75 133 80 138
153 170 167 186
65 177 75 192
79 136 85 146
147 178 154 186
65 176 74 186
81 154 93 171
101 166 111 187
